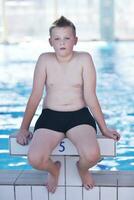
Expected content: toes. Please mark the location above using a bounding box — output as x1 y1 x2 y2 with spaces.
47 184 53 193
89 184 94 189
46 184 50 192
84 183 94 190
45 183 51 193
84 184 90 190
46 184 56 193
51 186 56 193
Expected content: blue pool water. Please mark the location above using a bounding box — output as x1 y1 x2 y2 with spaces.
0 41 134 170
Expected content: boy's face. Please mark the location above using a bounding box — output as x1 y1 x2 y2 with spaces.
49 26 77 57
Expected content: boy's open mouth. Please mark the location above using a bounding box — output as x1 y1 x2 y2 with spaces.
60 47 66 50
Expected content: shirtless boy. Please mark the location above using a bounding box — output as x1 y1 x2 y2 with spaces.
16 16 120 193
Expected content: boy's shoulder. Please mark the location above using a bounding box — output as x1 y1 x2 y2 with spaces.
39 52 54 59
76 51 93 64
76 51 92 59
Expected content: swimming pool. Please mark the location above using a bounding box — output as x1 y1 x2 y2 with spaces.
0 41 134 170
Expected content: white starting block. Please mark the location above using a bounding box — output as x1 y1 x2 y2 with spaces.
9 134 116 157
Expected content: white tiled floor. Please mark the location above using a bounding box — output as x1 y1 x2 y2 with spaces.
1 184 134 200
0 186 14 200
32 186 48 200
49 187 65 200
118 187 134 200
66 187 82 200
15 186 31 200
1 168 134 200
100 187 117 200
83 187 99 200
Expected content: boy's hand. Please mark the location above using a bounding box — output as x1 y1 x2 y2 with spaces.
16 129 33 145
102 128 120 141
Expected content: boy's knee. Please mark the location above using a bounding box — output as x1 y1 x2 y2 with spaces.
28 151 48 169
81 150 101 163
91 151 101 163
28 152 41 168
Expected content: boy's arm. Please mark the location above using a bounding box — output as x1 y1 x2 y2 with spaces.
82 53 120 141
17 54 47 144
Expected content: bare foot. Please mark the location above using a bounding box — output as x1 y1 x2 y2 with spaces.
76 161 95 190
45 161 61 193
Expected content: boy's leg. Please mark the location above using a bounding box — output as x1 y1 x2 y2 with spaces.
28 128 64 193
66 125 100 189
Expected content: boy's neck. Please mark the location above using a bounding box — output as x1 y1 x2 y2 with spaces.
55 51 74 64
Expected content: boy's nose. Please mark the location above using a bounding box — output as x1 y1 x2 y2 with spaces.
60 39 65 45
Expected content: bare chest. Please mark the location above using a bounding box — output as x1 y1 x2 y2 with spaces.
46 64 83 88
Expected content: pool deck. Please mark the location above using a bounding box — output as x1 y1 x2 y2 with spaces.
1 170 134 200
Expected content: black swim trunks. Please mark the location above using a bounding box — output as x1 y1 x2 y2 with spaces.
34 107 97 134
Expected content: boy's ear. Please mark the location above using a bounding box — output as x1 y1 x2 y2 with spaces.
74 37 78 45
49 38 52 46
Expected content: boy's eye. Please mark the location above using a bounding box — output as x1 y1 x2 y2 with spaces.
54 37 70 41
